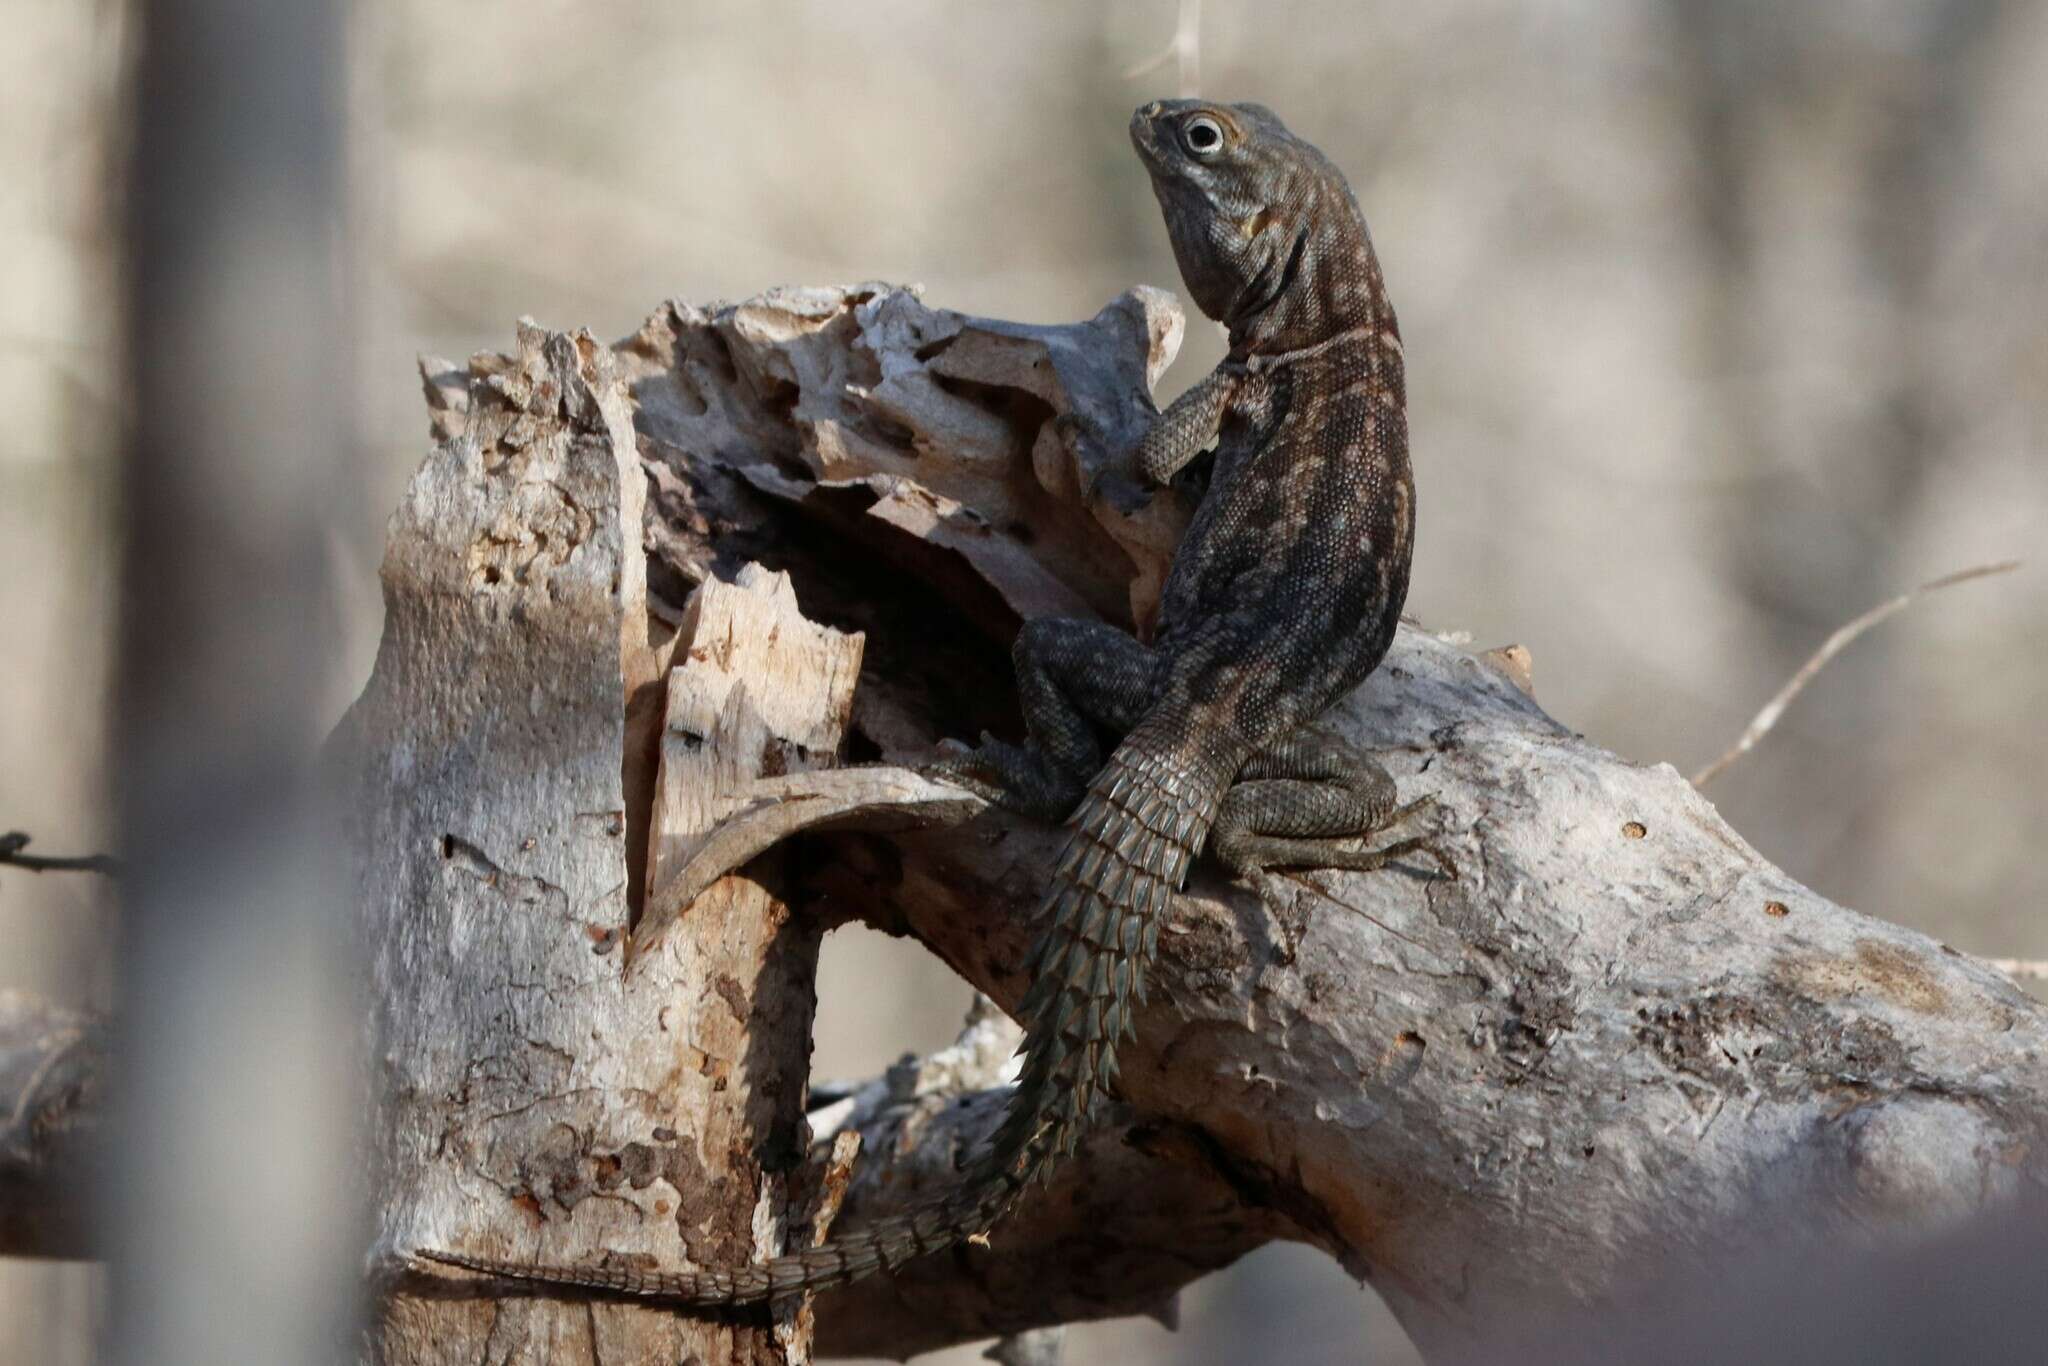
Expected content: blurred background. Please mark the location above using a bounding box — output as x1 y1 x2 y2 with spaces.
3 2 2043 1361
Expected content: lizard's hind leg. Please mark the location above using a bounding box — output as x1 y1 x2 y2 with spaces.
1212 726 1451 889
929 619 1157 821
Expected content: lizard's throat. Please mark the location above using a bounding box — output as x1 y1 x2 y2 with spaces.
1227 236 1386 358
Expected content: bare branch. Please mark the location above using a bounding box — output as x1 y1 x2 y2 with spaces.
1691 560 2021 787
1122 0 1203 97
0 831 121 878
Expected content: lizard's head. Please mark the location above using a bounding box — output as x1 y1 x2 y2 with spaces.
1130 99 1383 352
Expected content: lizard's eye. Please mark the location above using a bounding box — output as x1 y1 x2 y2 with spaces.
1182 116 1225 158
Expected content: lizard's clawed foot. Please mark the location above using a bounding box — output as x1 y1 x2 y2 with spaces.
1309 832 1458 883
920 736 1010 803
1216 792 1457 887
920 733 1084 822
1217 793 1455 965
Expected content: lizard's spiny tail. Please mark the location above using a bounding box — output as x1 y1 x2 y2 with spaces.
994 725 1233 1174
416 722 1235 1306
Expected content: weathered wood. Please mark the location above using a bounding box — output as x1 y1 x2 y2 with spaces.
18 281 2040 1362
650 769 983 924
804 998 1271 1359
0 990 104 1259
616 284 1191 637
350 322 842 1364
633 564 863 965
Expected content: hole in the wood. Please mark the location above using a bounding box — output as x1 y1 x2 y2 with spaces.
1162 1243 1420 1364
863 412 918 449
759 375 800 419
662 456 1020 748
810 922 973 1086
842 726 883 765
928 373 1057 449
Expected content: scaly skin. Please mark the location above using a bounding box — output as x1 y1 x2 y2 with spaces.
417 98 1424 1307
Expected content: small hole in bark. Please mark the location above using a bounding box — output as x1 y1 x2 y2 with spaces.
1383 1031 1427 1087
1583 1144 1595 1158
1763 900 1790 918
1622 821 1647 840
760 375 800 418
438 835 455 860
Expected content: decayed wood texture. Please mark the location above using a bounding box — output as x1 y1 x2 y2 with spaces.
0 990 104 1260
353 324 840 1364
342 285 2047 1363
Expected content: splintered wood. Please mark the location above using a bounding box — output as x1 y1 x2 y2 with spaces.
635 564 864 961
618 284 1191 636
358 322 847 1366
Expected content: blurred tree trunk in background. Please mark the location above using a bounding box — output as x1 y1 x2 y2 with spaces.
110 1 362 1362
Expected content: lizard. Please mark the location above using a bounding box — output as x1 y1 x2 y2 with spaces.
417 97 1436 1307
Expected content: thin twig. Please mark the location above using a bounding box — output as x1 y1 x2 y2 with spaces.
0 831 123 877
1988 959 2048 980
1691 561 2022 788
1122 0 1202 97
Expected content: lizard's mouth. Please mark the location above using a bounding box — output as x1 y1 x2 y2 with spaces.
1129 102 1167 164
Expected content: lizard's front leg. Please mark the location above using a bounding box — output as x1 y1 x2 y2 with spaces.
930 618 1157 821
1134 367 1235 485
